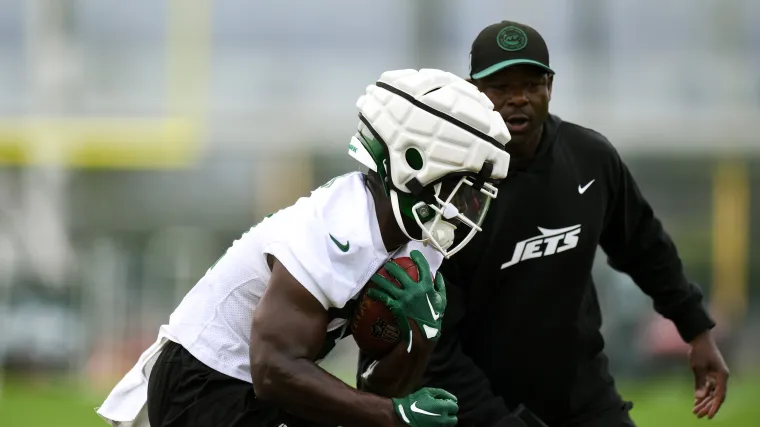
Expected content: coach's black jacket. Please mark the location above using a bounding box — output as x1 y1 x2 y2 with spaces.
357 114 715 426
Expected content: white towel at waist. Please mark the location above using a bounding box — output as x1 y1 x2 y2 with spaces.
95 325 177 427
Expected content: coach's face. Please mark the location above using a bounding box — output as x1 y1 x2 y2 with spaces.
474 65 553 148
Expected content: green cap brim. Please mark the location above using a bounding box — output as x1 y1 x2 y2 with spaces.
471 59 554 79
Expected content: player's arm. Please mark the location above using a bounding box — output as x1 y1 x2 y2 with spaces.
357 250 448 398
250 256 401 427
358 254 441 398
358 317 436 398
598 147 714 342
359 259 511 427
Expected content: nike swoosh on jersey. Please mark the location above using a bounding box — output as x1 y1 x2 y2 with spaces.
578 179 595 194
329 234 350 252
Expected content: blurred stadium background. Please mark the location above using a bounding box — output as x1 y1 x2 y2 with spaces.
1 0 759 425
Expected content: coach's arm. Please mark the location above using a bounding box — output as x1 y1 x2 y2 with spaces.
598 144 714 343
599 143 728 418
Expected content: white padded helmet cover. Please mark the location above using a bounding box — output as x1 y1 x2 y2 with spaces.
355 68 511 193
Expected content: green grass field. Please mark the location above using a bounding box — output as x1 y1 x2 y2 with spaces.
1 372 758 426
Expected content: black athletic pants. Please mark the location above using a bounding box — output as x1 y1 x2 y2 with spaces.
147 340 333 427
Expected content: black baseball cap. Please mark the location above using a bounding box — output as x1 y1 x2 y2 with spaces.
469 21 554 79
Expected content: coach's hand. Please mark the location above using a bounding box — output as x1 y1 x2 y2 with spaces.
690 330 729 419
392 387 458 427
366 250 447 349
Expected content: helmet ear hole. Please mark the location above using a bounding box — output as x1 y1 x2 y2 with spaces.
405 148 424 171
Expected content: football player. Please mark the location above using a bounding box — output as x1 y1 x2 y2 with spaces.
96 68 511 427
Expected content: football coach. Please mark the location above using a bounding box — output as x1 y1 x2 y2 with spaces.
358 20 729 427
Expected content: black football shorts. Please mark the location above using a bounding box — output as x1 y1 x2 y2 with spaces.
147 340 333 427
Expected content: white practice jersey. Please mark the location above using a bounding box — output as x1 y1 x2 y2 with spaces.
96 171 443 426
169 171 444 381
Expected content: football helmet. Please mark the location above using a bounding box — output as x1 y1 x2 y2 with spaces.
349 69 511 258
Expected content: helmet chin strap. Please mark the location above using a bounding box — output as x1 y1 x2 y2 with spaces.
390 191 457 252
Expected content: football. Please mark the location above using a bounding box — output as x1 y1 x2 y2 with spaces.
351 257 417 359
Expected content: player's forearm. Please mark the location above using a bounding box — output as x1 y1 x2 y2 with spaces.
253 356 401 427
362 359 421 398
360 339 436 398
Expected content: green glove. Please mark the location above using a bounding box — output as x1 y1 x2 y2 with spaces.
392 387 458 427
366 249 447 350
